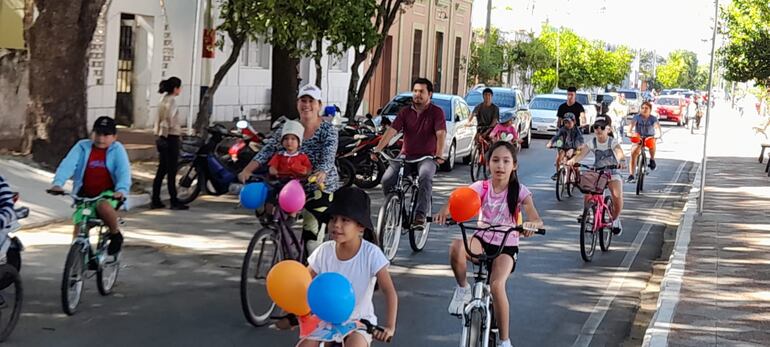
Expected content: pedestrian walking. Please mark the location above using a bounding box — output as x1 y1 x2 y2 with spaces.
152 77 188 210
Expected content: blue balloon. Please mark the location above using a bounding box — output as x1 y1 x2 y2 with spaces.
239 182 268 209
307 272 355 324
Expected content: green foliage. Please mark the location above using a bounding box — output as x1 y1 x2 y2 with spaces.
467 28 506 86
507 33 550 75
655 50 699 89
719 0 770 84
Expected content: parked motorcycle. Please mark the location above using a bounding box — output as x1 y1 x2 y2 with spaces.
0 192 27 342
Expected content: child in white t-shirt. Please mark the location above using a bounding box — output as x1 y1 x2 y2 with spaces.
298 187 397 347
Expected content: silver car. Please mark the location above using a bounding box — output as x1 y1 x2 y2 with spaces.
529 94 567 136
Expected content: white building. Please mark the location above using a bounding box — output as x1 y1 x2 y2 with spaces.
86 0 359 131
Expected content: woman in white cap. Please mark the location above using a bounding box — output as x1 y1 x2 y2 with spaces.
239 84 339 249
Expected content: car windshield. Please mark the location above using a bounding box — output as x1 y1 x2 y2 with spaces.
620 91 638 100
381 96 453 121
657 98 679 106
465 91 516 108
530 98 564 110
597 95 615 104
554 91 590 105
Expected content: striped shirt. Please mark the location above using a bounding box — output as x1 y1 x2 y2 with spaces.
0 176 16 230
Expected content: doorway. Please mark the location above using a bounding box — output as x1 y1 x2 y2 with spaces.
433 32 444 93
115 13 135 126
378 36 393 110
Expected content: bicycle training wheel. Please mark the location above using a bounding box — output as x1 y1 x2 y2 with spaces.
579 204 598 262
408 187 431 252
240 228 283 327
599 195 613 252
0 264 22 342
377 193 402 262
96 254 120 296
61 242 86 315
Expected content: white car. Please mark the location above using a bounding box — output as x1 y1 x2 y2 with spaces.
529 94 567 136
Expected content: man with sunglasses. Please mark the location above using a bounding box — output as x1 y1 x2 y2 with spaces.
627 101 661 183
546 113 584 180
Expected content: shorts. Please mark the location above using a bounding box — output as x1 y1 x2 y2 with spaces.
72 190 119 224
631 136 655 150
473 235 519 273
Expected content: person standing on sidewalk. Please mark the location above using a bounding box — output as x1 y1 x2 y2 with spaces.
152 77 188 210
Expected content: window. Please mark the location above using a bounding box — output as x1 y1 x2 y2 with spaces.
464 90 516 108
411 29 423 82
530 98 565 111
241 38 271 69
453 37 462 94
328 47 349 72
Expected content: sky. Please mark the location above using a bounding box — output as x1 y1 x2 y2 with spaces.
471 0 720 63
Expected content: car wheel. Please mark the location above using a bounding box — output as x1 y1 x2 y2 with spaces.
440 142 456 172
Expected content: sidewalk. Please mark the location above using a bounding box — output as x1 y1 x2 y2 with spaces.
644 105 770 346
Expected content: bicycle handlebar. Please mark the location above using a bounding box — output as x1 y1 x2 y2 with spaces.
378 151 434 164
358 319 391 343
46 189 126 204
430 217 545 261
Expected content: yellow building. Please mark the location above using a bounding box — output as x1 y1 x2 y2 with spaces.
0 0 24 49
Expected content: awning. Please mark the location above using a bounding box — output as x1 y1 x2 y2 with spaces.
0 0 25 49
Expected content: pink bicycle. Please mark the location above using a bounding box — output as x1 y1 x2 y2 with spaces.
576 164 617 262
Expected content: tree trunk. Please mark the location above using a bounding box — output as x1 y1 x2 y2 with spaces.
343 0 404 120
194 34 245 134
314 38 323 88
271 47 299 122
23 0 106 167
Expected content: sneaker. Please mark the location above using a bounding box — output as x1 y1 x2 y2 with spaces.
107 232 124 255
412 213 426 228
498 340 513 347
448 286 472 316
626 175 635 183
170 204 189 210
551 172 559 181
612 219 623 235
648 159 657 171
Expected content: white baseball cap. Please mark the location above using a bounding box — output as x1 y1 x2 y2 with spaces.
298 84 322 101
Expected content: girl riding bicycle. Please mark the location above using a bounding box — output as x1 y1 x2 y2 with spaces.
567 118 627 234
298 187 397 347
433 141 544 347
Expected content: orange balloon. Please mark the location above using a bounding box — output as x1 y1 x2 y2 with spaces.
449 187 481 222
266 260 312 315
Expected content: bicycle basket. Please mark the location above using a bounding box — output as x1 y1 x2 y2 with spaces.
578 171 609 194
181 135 204 155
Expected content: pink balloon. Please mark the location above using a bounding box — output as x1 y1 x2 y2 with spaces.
278 179 306 213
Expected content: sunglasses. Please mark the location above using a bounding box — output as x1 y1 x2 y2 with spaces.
592 125 607 131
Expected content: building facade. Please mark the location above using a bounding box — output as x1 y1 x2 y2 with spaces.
364 0 474 114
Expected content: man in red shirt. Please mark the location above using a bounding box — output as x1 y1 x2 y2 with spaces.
372 78 447 226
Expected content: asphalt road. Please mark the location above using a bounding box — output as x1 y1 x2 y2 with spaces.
7 123 703 347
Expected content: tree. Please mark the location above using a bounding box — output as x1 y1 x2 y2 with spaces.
655 50 699 89
467 28 506 86
22 0 107 167
719 0 770 85
506 33 550 94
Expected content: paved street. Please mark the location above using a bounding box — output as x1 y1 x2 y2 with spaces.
8 124 703 347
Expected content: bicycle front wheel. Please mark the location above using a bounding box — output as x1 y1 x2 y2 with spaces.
377 193 402 262
240 228 283 327
408 186 431 252
580 204 598 262
470 148 480 182
599 195 614 252
61 242 86 315
465 308 485 347
0 264 22 342
556 167 566 201
636 153 646 195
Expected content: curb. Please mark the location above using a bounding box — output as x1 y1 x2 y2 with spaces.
641 163 702 346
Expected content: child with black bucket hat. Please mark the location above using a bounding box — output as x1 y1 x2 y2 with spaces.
297 187 397 346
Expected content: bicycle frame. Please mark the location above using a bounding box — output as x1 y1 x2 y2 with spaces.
585 189 612 232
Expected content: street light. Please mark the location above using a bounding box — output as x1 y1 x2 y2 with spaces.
698 0 719 214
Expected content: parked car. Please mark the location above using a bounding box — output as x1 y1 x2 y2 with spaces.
618 89 642 114
528 94 566 136
553 89 598 133
653 95 687 126
375 93 476 172
464 86 533 148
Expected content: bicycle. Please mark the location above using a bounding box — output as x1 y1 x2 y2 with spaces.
376 152 434 262
576 165 617 262
0 193 28 342
240 176 324 327
633 135 655 195
445 219 545 347
47 190 125 315
312 319 392 346
470 130 492 182
552 147 580 201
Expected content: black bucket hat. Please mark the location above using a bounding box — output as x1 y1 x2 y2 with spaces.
322 187 374 232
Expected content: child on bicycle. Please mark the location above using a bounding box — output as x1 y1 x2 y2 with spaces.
267 120 313 179
433 141 544 347
298 186 397 347
0 176 16 235
627 101 661 182
546 113 584 181
48 116 131 256
489 113 520 144
567 117 627 234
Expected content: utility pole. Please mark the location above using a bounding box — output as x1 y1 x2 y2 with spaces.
485 0 492 39
698 0 719 214
556 27 560 89
187 0 203 135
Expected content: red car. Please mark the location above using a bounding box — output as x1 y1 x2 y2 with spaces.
654 96 687 126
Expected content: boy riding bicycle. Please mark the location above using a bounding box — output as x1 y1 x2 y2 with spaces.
627 101 661 182
48 117 131 256
546 113 584 180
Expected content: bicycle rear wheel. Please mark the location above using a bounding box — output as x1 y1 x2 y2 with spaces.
580 204 598 262
599 195 614 252
636 153 646 195
408 186 431 252
240 228 283 327
470 148 484 182
556 167 566 201
61 242 86 315
567 167 578 197
0 264 22 342
377 193 402 262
